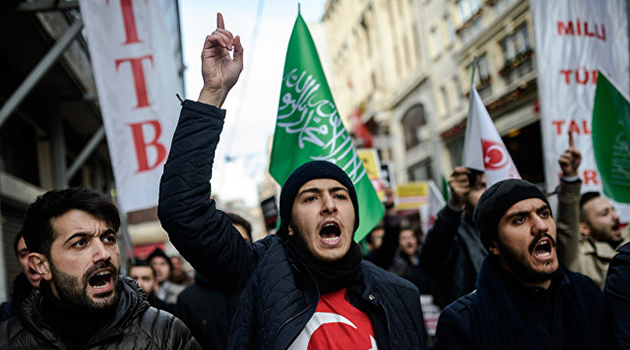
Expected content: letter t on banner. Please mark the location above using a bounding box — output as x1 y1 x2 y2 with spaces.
79 0 180 212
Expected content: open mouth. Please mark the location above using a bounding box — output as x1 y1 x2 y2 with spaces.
530 237 553 259
320 222 341 245
88 270 112 289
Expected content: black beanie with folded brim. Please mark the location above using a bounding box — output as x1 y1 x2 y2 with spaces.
278 161 359 239
473 178 550 249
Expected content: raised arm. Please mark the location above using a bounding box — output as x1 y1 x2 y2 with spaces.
556 131 582 269
198 13 244 107
158 13 252 293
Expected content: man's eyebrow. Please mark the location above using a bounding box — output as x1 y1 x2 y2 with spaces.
297 187 323 197
330 186 349 193
504 204 550 221
63 228 116 245
64 232 88 245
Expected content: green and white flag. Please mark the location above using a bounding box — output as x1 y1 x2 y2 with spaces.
269 13 383 242
592 72 630 203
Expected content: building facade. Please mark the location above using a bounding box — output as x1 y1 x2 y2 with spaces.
320 0 545 198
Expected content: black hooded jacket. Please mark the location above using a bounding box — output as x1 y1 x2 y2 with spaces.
158 101 428 349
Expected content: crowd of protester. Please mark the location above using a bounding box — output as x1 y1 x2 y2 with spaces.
1 11 629 350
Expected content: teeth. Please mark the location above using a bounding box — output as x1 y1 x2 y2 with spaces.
536 251 550 258
324 223 335 227
538 241 548 246
96 271 110 276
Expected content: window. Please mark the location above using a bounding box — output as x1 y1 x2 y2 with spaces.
440 85 449 115
478 54 490 81
408 161 432 182
446 16 456 45
500 23 530 65
499 23 534 84
431 27 442 56
402 104 426 150
453 75 464 107
457 0 482 22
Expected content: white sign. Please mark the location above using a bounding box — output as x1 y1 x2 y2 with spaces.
79 0 181 212
531 0 629 196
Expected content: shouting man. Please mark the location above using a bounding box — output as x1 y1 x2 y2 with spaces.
0 187 200 350
159 13 428 349
433 179 613 349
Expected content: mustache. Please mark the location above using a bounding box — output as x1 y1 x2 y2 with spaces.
83 260 117 281
528 233 556 253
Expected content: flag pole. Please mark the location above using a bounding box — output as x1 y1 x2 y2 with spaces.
467 56 478 120
298 3 301 14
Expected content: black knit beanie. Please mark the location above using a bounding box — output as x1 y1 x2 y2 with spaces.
473 179 550 249
147 248 172 270
278 161 359 239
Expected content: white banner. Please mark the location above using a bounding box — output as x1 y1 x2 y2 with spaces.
79 0 181 212
463 87 521 187
531 0 629 197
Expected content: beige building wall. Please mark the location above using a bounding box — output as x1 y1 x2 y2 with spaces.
319 0 543 192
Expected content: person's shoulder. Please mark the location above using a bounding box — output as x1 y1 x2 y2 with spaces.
0 316 37 349
361 260 417 290
617 241 630 255
444 290 478 312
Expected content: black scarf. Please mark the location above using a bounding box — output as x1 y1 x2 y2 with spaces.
39 279 119 350
471 256 612 350
285 239 363 294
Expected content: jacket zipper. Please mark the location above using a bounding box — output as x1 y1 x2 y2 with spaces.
271 263 318 349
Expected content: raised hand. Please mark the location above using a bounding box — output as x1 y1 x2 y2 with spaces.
448 166 471 210
558 131 582 178
198 13 244 107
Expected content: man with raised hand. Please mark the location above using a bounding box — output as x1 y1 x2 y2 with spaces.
0 187 200 350
419 167 488 309
433 179 612 349
159 13 428 349
555 132 629 289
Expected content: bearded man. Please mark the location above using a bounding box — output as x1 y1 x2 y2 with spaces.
433 179 613 350
0 187 200 350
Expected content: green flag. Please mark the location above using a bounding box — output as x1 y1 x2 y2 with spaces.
592 72 630 203
269 13 383 242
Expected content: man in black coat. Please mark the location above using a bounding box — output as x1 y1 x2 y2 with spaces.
434 179 613 349
0 187 200 350
158 13 428 349
605 241 630 349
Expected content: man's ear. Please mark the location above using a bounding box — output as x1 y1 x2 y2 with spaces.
579 222 591 237
287 225 295 237
488 239 501 256
28 253 52 281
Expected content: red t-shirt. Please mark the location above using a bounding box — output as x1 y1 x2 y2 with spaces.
288 288 378 349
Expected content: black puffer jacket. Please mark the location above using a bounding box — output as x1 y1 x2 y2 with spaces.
159 101 428 349
0 276 201 350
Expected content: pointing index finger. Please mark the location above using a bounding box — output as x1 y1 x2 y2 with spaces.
568 130 574 149
217 12 225 30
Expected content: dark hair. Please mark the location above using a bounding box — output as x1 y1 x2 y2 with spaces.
366 222 385 245
580 191 601 222
22 187 120 257
129 260 157 279
148 248 172 270
228 213 252 240
13 231 24 256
